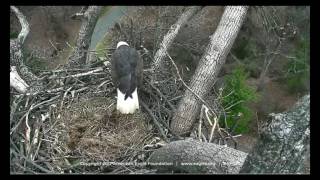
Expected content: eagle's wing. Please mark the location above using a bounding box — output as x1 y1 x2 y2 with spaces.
111 49 120 88
129 48 143 87
111 46 142 97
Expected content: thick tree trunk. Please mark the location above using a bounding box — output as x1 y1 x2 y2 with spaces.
67 6 102 68
152 6 202 81
240 94 310 174
148 95 309 174
171 6 248 135
148 138 248 173
10 6 43 94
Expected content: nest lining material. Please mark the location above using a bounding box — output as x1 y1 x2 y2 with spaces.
48 96 152 168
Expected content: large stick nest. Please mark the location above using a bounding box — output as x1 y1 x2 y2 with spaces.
10 7 224 174
10 42 182 174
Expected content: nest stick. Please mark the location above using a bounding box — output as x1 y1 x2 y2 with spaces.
166 51 217 116
11 150 53 173
140 101 169 142
220 128 238 149
10 95 59 135
147 80 176 111
198 105 204 141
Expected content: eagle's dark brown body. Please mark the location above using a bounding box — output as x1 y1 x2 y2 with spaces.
111 42 143 114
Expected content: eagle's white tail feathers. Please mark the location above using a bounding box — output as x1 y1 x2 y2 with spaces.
116 88 139 114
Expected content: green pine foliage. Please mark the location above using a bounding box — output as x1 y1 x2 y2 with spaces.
221 66 258 134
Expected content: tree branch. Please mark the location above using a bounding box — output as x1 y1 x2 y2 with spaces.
148 138 247 173
152 6 202 81
10 6 30 44
10 66 29 93
240 94 310 174
67 6 102 68
171 6 249 136
10 6 43 94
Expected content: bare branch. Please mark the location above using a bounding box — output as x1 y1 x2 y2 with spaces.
171 6 249 135
10 66 29 93
67 6 102 68
10 6 43 94
10 6 30 44
152 6 202 79
166 51 216 116
140 101 169 143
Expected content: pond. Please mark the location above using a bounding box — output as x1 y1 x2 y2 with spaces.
89 6 128 51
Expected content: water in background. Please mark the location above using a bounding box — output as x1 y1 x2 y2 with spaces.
89 6 128 51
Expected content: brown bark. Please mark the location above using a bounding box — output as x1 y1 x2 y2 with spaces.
171 6 248 136
67 6 102 68
152 6 202 81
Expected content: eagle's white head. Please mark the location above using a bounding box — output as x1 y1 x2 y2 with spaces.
116 41 129 49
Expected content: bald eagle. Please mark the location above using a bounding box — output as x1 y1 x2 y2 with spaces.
111 41 143 114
